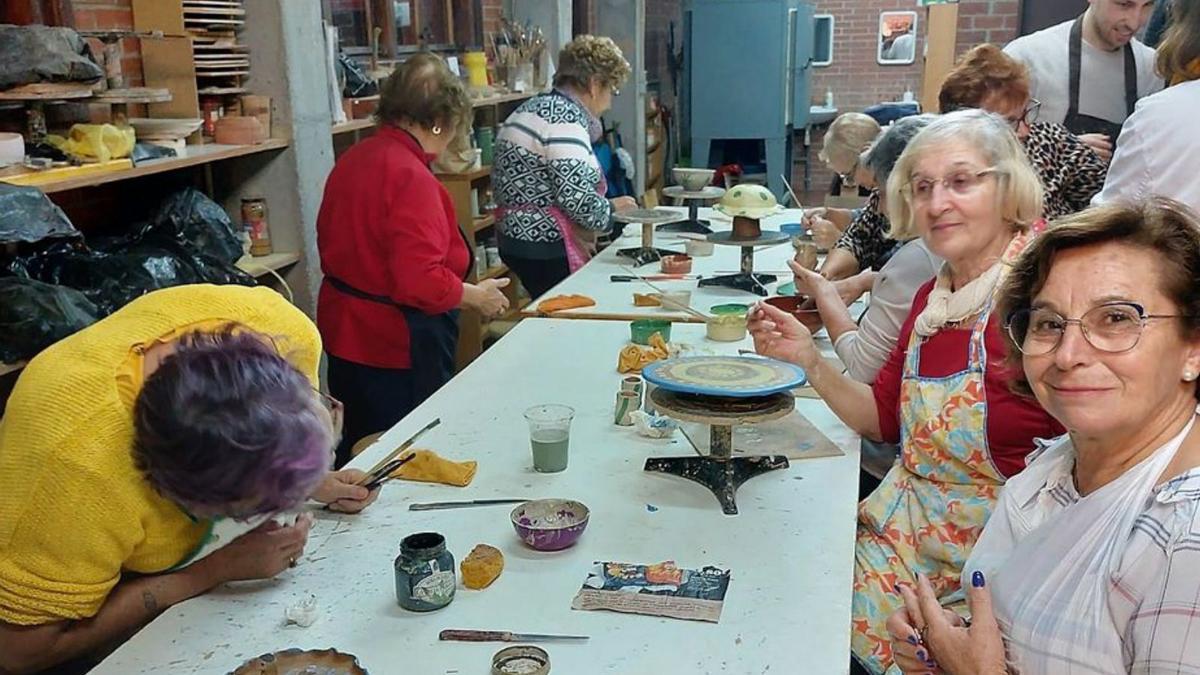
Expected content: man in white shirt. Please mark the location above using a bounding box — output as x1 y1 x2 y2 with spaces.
1093 80 1200 212
1004 0 1163 161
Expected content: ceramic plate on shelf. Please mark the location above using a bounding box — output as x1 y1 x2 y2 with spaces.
643 356 806 397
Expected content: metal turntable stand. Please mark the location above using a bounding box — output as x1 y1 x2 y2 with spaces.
698 228 791 296
659 185 725 234
645 388 793 515
613 208 686 266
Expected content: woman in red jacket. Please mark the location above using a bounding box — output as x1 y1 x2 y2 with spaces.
317 53 509 466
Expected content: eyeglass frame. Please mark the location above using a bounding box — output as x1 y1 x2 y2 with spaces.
902 167 1000 202
838 157 860 188
1004 301 1190 356
1007 98 1041 132
312 388 345 441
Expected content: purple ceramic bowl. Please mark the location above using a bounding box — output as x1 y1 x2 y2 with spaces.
510 499 590 551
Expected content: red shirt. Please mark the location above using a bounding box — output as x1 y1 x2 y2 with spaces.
872 280 1065 478
317 126 469 369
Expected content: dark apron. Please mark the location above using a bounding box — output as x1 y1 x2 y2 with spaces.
325 232 472 401
1064 15 1138 145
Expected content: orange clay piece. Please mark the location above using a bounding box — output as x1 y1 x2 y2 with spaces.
461 544 505 590
536 294 596 314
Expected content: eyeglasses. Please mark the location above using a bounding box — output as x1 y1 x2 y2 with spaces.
1007 98 1041 132
1005 302 1189 356
313 388 345 439
903 167 998 202
839 158 860 188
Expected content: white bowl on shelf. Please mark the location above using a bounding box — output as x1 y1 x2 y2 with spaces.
672 167 715 191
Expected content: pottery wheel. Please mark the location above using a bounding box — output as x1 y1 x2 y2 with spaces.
707 230 791 247
612 208 685 225
662 185 726 201
645 389 793 515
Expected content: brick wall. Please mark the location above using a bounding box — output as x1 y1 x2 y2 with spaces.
482 0 502 50
955 0 1020 57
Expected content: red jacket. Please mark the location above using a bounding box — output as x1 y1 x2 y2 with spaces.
317 126 469 369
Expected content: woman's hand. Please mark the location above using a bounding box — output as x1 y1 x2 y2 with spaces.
1077 133 1113 163
789 259 842 309
889 573 1007 675
197 513 314 583
312 469 380 513
748 301 821 370
803 208 843 250
610 196 638 213
463 278 511 318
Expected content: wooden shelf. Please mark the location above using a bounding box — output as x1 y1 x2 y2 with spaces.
0 361 26 377
470 91 535 108
479 263 508 281
236 251 301 278
332 119 375 135
436 165 491 182
0 138 290 194
472 214 496 233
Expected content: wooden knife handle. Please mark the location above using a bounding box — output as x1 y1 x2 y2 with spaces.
439 629 512 642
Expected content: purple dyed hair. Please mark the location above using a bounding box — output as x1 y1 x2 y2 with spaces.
132 326 333 517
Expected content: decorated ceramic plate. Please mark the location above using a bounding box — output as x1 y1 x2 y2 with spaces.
643 356 806 397
230 648 368 674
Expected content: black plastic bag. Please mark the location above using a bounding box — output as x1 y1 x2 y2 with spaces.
142 188 244 264
339 53 379 98
0 183 81 245
0 277 98 363
0 24 104 89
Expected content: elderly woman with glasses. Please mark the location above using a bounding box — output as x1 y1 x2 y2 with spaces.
0 284 378 674
939 44 1108 220
887 198 1200 675
749 110 1064 675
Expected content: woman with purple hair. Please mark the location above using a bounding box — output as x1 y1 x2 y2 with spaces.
0 284 378 674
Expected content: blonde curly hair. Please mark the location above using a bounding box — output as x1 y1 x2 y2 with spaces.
553 35 631 91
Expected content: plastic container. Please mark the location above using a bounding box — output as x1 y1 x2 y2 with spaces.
630 319 672 345
394 532 456 612
706 303 749 342
660 254 693 274
685 239 715 257
464 51 488 88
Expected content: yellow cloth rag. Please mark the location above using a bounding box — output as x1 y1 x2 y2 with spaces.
391 449 477 487
618 333 669 373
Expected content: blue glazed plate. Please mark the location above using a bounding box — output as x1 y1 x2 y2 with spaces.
643 356 807 398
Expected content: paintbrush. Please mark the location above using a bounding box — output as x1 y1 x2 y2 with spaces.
409 499 529 511
440 629 589 643
356 418 440 487
618 265 711 321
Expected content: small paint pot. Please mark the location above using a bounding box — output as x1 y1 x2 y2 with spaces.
492 645 551 675
685 239 714 256
658 290 692 311
707 303 749 342
630 319 672 345
764 294 819 318
394 532 456 612
621 376 644 395
614 390 640 426
660 254 693 274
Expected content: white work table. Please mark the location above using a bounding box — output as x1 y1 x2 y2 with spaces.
522 207 808 322
94 319 860 675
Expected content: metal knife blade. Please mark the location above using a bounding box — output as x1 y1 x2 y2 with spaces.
409 499 529 511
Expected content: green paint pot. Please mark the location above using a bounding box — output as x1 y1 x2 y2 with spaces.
630 319 672 345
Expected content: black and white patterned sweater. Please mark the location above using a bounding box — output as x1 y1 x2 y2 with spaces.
492 91 611 260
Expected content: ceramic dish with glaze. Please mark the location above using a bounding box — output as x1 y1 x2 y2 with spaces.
672 167 715 191
660 254 693 274
643 355 807 397
511 499 590 551
229 648 368 675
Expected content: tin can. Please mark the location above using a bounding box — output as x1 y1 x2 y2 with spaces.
241 198 272 257
394 532 456 612
491 645 550 675
614 390 639 426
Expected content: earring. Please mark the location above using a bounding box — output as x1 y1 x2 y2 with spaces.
431 125 442 135
1185 371 1197 382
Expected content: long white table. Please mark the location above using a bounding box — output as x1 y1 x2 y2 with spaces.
522 207 808 322
94 319 860 674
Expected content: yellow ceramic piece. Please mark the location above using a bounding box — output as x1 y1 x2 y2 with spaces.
715 183 783 219
461 544 505 589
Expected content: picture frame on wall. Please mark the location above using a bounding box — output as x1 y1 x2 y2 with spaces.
878 10 918 65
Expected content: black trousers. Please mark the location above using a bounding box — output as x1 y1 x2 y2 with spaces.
501 253 571 300
327 309 458 467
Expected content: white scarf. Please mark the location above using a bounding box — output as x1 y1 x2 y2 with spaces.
913 231 1030 337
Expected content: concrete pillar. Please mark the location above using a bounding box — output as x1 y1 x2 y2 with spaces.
218 0 336 315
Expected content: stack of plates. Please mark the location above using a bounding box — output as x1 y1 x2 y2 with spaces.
185 0 250 86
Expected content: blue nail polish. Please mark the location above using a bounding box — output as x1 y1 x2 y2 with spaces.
972 570 986 588
907 635 919 645
917 649 927 660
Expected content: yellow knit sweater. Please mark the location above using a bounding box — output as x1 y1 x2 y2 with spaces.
0 284 320 625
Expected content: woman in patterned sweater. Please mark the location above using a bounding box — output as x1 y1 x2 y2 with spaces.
822 44 1109 282
493 35 637 298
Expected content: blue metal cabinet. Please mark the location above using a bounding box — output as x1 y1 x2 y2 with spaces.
685 0 814 199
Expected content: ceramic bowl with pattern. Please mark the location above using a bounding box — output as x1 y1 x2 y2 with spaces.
511 499 590 551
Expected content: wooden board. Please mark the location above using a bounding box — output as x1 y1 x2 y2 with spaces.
193 43 248 52
193 61 250 69
182 0 244 6
94 87 172 103
0 82 95 101
197 86 247 95
182 6 245 16
195 70 249 77
140 37 201 119
184 18 245 28
920 3 959 114
133 0 186 36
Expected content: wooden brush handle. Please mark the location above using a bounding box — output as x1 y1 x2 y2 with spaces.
439 629 513 642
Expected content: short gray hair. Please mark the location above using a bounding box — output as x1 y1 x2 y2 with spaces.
863 114 937 188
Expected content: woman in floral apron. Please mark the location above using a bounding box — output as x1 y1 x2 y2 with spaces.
748 110 1063 674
